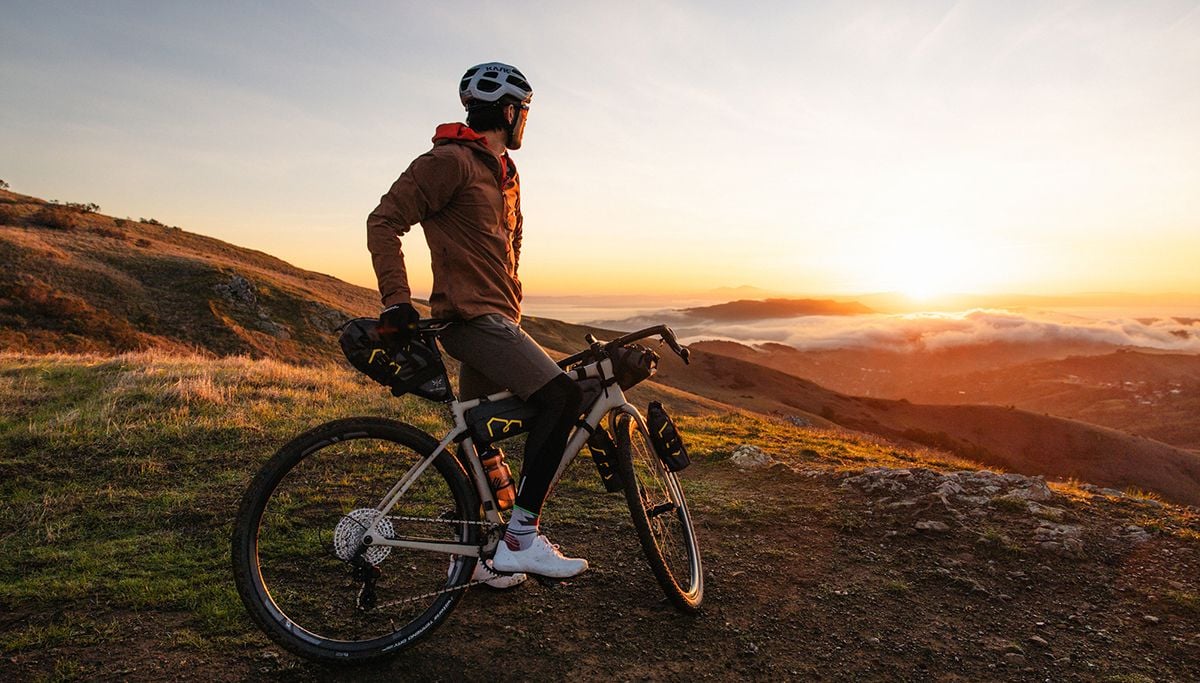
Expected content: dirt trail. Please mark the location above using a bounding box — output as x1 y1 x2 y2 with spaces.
8 459 1196 682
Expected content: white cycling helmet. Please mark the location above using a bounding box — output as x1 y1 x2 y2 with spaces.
459 62 533 108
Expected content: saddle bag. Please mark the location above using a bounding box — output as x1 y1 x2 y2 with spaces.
337 318 452 402
646 401 690 472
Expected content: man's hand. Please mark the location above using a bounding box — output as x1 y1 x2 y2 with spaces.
378 303 420 346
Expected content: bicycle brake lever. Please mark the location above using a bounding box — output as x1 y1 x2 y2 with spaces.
660 327 691 365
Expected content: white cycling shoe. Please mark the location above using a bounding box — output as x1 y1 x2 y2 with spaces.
448 559 527 589
491 534 589 579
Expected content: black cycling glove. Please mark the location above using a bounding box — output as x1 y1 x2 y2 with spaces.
378 303 420 346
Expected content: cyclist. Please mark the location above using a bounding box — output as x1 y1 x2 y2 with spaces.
366 63 588 586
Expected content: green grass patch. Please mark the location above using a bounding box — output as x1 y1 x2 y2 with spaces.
1164 589 1199 614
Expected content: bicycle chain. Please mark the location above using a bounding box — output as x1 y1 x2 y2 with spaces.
373 570 498 609
367 514 505 609
384 514 494 528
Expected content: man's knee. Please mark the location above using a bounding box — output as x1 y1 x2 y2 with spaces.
529 373 582 417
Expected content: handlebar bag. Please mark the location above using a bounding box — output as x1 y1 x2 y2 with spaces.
647 401 690 472
337 318 452 402
610 344 659 390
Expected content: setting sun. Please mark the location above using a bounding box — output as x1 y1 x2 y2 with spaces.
842 232 997 300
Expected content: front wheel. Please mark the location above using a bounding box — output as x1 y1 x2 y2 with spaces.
612 411 704 612
231 417 482 663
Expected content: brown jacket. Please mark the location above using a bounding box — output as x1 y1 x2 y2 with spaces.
367 123 524 322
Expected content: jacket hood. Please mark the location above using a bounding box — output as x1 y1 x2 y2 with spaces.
432 122 513 181
432 123 489 145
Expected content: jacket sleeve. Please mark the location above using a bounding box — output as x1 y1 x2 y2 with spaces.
367 148 466 307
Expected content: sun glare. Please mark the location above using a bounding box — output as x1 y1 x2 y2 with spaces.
857 233 984 301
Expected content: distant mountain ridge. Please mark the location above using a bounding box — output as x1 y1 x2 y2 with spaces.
681 297 873 321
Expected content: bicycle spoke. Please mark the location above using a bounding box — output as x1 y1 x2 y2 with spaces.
613 412 703 611
237 422 482 652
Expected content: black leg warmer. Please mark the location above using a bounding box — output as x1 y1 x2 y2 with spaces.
513 373 583 515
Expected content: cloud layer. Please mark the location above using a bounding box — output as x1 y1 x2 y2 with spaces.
594 309 1200 353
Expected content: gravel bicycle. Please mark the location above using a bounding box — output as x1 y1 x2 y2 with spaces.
230 322 703 663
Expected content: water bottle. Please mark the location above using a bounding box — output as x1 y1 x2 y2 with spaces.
479 446 516 511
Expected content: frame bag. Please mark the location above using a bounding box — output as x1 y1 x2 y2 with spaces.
646 401 690 472
465 396 540 447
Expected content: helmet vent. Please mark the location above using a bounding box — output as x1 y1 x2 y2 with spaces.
459 62 532 106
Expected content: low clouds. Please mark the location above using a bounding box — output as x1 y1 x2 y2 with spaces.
594 309 1200 353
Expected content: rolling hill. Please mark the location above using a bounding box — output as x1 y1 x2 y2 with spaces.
694 339 1200 453
648 347 1200 505
0 189 376 363
896 350 1200 451
3 188 1199 504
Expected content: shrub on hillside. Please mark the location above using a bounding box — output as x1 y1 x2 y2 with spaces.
0 203 20 225
32 206 81 230
89 225 127 240
49 200 100 213
3 276 143 348
135 238 152 248
0 179 9 189
140 217 164 226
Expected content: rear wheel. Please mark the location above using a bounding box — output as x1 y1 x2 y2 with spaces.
231 417 482 663
612 411 703 611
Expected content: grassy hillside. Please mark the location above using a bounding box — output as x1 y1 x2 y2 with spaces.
2 352 1197 681
0 189 378 363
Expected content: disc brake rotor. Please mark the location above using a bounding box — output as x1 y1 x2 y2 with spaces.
333 508 394 565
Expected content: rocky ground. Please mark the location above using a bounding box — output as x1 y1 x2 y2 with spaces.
4 395 1198 681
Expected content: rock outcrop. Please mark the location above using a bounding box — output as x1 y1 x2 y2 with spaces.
838 466 1161 559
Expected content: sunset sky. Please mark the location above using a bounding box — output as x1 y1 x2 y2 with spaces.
2 1 1199 301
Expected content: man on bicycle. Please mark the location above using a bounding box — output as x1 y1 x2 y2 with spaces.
366 63 588 586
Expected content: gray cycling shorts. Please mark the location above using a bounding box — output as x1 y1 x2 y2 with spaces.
438 313 564 401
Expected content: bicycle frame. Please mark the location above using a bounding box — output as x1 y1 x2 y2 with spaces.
362 356 643 558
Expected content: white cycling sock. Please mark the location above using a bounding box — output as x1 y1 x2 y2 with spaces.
503 506 538 551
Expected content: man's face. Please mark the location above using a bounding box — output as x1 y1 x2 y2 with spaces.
506 104 529 150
